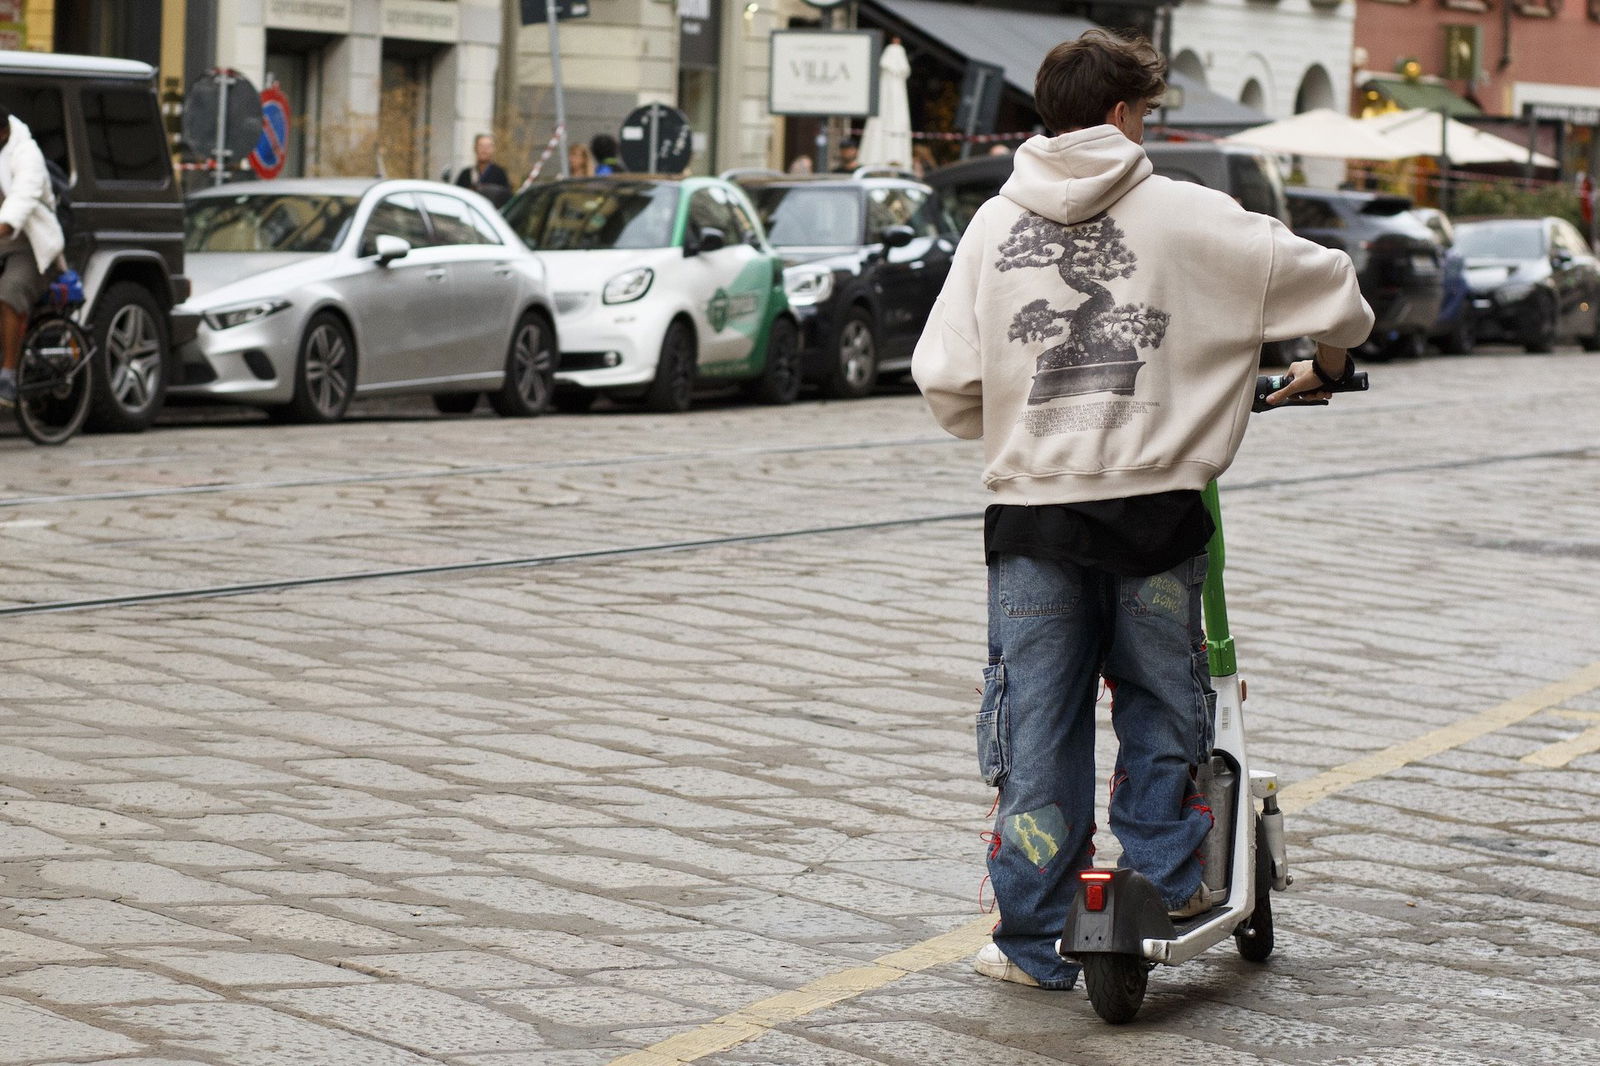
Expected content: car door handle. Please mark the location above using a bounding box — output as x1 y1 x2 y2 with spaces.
425 269 447 282
911 261 925 270
492 265 514 278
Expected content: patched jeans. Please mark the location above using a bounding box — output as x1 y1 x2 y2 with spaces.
980 552 1216 989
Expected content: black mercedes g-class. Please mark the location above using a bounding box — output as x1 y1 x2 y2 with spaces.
0 51 194 432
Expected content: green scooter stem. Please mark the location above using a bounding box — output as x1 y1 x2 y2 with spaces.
1201 481 1237 678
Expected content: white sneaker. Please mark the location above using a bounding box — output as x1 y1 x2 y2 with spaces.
972 942 1040 987
1168 884 1220 919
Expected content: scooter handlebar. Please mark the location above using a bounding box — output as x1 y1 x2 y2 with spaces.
1252 371 1369 413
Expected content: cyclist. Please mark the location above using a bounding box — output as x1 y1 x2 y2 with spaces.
911 29 1372 991
0 104 66 409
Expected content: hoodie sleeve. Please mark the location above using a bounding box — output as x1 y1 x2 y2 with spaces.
1260 216 1374 349
911 218 986 439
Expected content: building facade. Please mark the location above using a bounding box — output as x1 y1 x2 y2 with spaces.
1169 0 1357 118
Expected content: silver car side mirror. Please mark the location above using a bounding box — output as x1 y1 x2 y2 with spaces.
375 235 411 265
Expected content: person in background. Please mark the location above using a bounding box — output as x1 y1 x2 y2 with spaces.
787 155 814 175
568 143 596 178
456 134 511 206
912 144 938 179
0 105 65 410
591 134 623 175
832 137 860 173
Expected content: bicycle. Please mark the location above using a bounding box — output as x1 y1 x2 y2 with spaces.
12 269 94 446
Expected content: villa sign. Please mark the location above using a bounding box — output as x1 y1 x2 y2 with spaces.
768 30 881 118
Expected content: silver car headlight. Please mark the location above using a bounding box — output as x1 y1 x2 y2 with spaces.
203 299 291 331
783 265 834 307
603 267 654 305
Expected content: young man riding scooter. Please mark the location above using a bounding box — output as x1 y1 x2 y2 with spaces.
910 29 1373 990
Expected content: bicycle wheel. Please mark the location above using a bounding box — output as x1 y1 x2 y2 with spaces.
17 314 94 445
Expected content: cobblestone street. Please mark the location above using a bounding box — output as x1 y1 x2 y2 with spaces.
3 350 1599 1065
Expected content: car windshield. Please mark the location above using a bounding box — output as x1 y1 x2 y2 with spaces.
504 182 679 250
186 194 359 253
1455 223 1545 260
748 187 862 246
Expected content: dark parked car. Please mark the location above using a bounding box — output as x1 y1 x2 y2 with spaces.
732 171 956 398
1411 207 1474 354
925 142 1310 364
1453 216 1600 353
1284 189 1443 358
0 51 194 431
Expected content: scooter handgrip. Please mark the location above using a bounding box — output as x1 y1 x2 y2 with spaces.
1252 371 1369 412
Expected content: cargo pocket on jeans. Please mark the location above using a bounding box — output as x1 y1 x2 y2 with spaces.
976 661 1009 787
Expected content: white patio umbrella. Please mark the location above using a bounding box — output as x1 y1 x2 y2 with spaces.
1365 109 1559 168
858 40 913 170
1222 108 1416 161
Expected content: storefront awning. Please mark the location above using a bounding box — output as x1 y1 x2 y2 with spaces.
861 0 1271 129
1362 77 1481 118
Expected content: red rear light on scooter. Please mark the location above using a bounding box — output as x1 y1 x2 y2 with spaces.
1080 870 1112 911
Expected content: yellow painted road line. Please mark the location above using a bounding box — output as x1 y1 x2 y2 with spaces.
1521 710 1600 767
1277 661 1600 815
607 915 995 1066
608 661 1600 1066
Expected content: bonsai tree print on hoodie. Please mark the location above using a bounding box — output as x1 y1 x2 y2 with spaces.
997 211 1170 404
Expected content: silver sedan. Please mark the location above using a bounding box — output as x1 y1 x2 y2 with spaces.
172 178 558 422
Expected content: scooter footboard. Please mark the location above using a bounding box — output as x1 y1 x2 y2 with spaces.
1058 869 1174 959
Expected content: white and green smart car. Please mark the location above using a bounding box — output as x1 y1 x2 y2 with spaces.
502 176 801 413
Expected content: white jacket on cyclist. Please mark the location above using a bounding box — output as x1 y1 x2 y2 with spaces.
0 114 65 272
912 126 1373 504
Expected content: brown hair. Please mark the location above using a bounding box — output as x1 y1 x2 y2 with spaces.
1034 29 1167 136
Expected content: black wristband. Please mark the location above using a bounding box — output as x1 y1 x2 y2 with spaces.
1312 353 1354 388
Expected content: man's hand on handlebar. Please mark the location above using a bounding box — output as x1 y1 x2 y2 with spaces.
1265 343 1350 406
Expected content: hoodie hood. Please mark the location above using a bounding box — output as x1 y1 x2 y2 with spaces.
999 126 1152 226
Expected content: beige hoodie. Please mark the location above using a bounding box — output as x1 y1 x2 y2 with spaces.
912 126 1373 504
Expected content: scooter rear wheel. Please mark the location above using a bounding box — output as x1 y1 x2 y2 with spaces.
1082 953 1148 1024
1235 816 1275 963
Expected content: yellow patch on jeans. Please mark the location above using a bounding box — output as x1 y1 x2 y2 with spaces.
1141 574 1186 618
1003 804 1067 868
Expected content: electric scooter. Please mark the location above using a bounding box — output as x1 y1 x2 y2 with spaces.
1059 370 1369 1024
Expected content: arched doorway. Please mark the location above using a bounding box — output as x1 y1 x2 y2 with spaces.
1295 65 1337 114
1239 79 1265 113
1172 49 1206 88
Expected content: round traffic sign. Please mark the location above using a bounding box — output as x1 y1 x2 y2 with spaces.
618 104 692 174
249 85 292 180
181 69 263 164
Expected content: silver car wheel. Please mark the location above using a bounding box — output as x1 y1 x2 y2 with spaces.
512 318 553 407
305 322 353 417
839 318 875 390
105 303 162 409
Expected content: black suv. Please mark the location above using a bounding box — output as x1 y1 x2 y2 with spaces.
0 52 193 431
732 171 957 398
1284 189 1443 358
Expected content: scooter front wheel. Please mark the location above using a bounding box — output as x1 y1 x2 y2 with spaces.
1082 952 1149 1024
1235 816 1275 962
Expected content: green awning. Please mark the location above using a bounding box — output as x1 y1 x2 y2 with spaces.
1364 78 1481 118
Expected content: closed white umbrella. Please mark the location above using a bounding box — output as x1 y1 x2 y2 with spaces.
859 40 913 170
1223 108 1416 161
1365 109 1559 168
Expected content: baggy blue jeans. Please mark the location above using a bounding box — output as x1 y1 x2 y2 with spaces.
979 552 1216 989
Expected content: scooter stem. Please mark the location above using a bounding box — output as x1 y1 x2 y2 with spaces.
1200 481 1237 677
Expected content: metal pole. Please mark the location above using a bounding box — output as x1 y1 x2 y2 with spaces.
213 68 230 186
1438 107 1450 214
959 69 985 161
648 103 660 175
1525 111 1537 185
546 0 571 178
